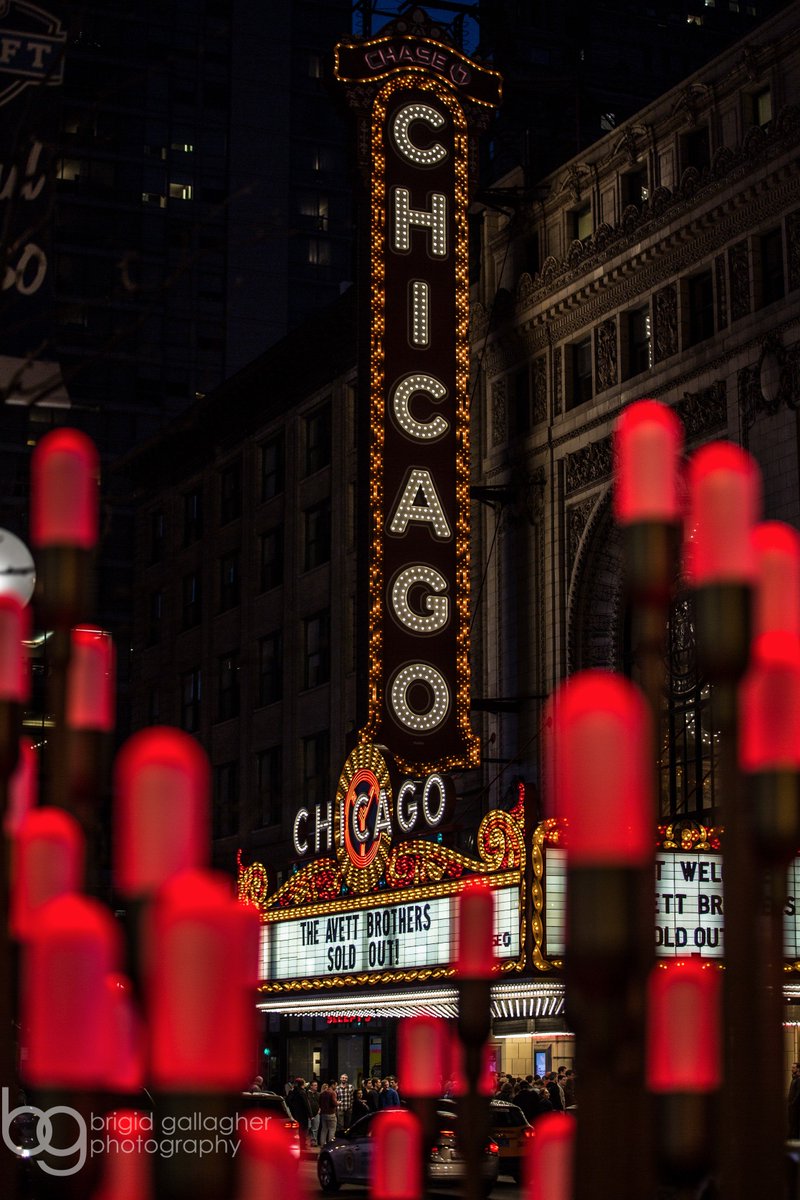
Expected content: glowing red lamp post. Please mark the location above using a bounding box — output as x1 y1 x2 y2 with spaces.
236 1122 307 1200
454 882 495 1200
398 1016 450 1184
551 669 654 1200
20 892 123 1195
30 427 99 629
686 442 762 1200
523 1112 574 1200
371 1109 424 1200
63 626 116 880
146 868 260 1200
646 960 721 1183
113 725 209 988
92 1111 153 1200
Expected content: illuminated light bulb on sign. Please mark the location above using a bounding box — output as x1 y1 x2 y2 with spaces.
30 427 99 549
391 374 449 441
392 102 447 166
390 564 450 634
389 662 450 731
613 399 683 524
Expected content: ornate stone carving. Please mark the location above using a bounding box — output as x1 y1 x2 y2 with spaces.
653 284 678 362
567 496 599 576
676 381 727 439
740 336 800 431
715 254 728 330
595 318 618 393
788 208 800 293
553 347 563 416
565 435 613 496
491 377 507 446
729 239 751 321
532 356 547 423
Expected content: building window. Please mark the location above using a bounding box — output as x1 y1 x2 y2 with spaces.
150 510 165 563
622 168 649 207
217 652 240 722
218 552 240 611
304 499 331 571
658 593 717 818
307 238 331 267
181 667 201 732
260 433 284 501
219 460 241 524
681 127 710 173
213 761 239 838
169 182 193 201
625 306 652 378
305 401 331 475
148 589 164 645
510 366 533 436
258 632 283 706
752 87 772 127
299 193 329 231
302 730 330 808
183 489 203 545
256 746 283 828
260 526 284 592
567 337 593 410
181 572 201 629
759 227 785 307
571 205 592 241
304 610 330 689
686 269 715 345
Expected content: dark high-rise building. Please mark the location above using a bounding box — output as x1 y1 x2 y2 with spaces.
0 0 356 683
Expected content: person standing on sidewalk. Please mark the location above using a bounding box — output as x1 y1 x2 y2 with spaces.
318 1081 338 1147
336 1073 354 1130
306 1079 321 1146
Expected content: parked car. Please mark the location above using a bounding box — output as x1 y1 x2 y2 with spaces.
316 1107 500 1194
239 1090 301 1158
437 1097 535 1183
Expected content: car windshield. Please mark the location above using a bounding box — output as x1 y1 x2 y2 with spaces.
490 1104 527 1127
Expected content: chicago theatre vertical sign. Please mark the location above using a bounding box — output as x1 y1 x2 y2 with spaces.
335 12 501 776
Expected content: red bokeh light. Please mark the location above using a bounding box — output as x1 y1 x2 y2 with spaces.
30 427 100 550
613 399 683 524
685 442 760 586
647 959 721 1092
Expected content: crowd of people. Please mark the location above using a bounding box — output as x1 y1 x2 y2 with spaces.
488 1068 576 1120
277 1072 404 1148
248 1064 576 1150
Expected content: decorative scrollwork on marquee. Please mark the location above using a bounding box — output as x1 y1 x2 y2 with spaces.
240 802 525 914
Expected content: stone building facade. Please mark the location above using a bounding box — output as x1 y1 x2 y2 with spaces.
469 0 800 826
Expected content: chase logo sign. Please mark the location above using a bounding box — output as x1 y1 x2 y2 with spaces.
0 1 66 108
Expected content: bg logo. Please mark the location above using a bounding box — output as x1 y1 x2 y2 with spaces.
1 1088 87 1176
